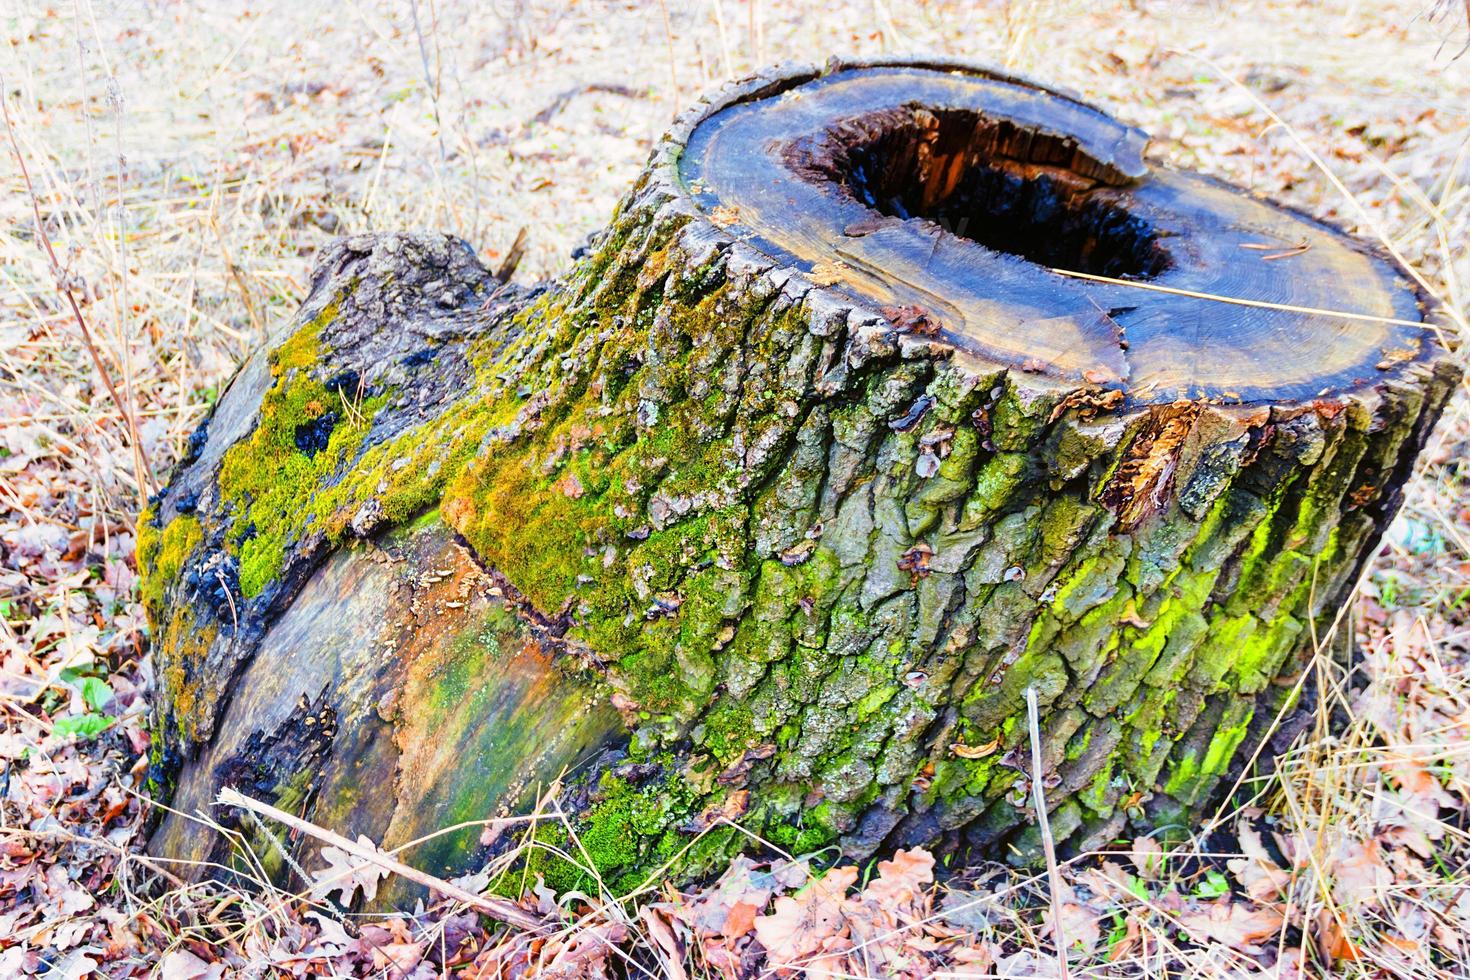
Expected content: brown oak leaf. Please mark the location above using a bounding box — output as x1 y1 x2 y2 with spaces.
310 835 392 905
753 866 857 974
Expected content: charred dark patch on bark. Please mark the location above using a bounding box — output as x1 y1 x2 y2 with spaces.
212 689 337 829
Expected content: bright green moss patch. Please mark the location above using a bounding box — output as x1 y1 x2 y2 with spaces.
500 763 754 897
215 289 584 602
1232 613 1303 693
961 452 1029 526
216 300 386 596
137 512 202 623
766 804 840 856
1200 704 1253 776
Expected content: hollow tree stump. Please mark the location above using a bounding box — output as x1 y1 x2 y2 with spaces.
142 58 1459 898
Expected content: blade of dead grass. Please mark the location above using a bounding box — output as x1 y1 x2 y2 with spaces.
1051 268 1445 331
1027 684 1070 980
2 87 154 503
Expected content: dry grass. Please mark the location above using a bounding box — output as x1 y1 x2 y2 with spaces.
3 0 1469 976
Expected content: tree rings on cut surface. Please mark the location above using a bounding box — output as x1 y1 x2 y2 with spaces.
679 61 1441 404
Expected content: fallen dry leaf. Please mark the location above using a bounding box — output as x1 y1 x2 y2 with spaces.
753 866 857 974
862 848 935 909
674 852 789 939
369 940 425 978
1130 835 1164 880
1044 901 1102 958
1227 822 1294 901
1315 908 1361 964
639 906 689 980
310 835 393 906
159 949 220 980
1176 899 1285 954
1331 837 1392 906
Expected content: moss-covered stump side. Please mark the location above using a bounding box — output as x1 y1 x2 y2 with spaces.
144 58 1460 899
437 196 1457 879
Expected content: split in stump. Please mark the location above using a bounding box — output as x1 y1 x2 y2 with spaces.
141 58 1460 901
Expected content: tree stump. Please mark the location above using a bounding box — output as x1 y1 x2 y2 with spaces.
143 58 1459 898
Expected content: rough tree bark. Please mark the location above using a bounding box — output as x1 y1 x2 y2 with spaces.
142 58 1459 900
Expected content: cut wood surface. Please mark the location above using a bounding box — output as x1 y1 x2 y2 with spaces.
142 58 1459 902
681 63 1437 402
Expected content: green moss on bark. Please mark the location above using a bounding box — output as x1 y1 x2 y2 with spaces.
215 300 392 597
150 186 1456 891
137 511 202 621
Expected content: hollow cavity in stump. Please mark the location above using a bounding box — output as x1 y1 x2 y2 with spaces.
141 59 1459 903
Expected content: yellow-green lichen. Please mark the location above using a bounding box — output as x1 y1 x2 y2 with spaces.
137 511 202 624
155 605 219 745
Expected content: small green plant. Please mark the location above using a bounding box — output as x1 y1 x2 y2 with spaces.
53 713 115 739
1377 572 1400 608
53 669 116 740
1193 869 1231 899
1106 911 1128 954
61 667 114 711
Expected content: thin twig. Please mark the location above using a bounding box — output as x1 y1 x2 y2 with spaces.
216 787 549 933
528 83 641 127
1049 268 1435 328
